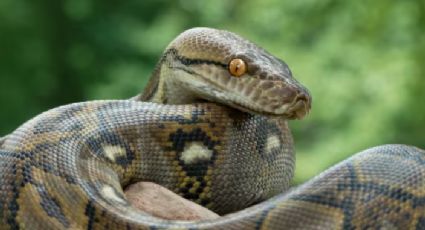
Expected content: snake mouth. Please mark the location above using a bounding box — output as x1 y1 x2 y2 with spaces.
185 78 311 119
226 97 311 120
284 98 311 119
193 83 311 119
204 79 312 119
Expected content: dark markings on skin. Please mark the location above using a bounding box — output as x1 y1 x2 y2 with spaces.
1 150 33 163
85 131 135 167
1 146 71 230
341 197 355 230
353 182 425 208
33 143 52 154
292 162 425 228
167 48 228 69
20 145 78 184
255 118 284 162
37 185 70 228
340 164 357 230
230 113 283 162
190 108 206 123
96 100 135 114
85 200 96 230
33 104 85 134
21 161 33 186
2 154 34 186
169 128 219 176
172 65 226 92
366 145 425 166
289 164 357 229
159 107 206 125
95 101 137 132
168 128 219 203
291 191 345 209
64 121 85 133
33 121 56 135
146 85 158 101
140 73 160 101
6 184 20 230
173 66 198 76
0 150 20 229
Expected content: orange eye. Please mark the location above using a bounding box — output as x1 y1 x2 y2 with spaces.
228 58 247 77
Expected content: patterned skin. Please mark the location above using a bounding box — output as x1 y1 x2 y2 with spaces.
0 28 424 229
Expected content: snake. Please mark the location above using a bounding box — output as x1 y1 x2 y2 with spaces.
1 27 424 229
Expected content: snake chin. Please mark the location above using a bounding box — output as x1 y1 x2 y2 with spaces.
182 82 309 119
225 100 307 120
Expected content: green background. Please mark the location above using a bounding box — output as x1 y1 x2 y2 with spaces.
1 0 424 184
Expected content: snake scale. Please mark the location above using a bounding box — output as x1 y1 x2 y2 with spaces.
1 27 425 229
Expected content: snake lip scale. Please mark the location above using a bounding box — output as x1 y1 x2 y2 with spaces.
1 27 424 230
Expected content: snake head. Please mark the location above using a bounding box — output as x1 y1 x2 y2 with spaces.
146 27 312 119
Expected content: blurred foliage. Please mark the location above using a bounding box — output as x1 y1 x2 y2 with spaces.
0 0 424 184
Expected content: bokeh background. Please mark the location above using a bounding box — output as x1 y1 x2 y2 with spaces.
0 0 424 184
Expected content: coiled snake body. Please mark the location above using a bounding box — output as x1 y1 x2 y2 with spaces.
1 28 424 229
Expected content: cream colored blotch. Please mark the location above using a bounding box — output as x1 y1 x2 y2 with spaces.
180 142 213 164
101 184 126 204
266 135 281 153
103 145 126 162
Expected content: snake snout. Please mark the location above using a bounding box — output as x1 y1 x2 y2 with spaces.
270 85 311 119
286 87 312 119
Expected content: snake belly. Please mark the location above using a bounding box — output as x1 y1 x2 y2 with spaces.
1 27 425 230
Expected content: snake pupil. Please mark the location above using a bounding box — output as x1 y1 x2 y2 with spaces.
229 58 246 77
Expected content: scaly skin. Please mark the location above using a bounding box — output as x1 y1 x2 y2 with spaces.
1 28 424 229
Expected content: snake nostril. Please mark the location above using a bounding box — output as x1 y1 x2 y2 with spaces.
296 89 311 105
287 88 312 119
298 92 309 103
298 91 311 113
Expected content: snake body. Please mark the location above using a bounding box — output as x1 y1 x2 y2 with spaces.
1 28 425 229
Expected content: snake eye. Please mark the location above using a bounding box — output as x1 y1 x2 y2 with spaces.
228 58 247 77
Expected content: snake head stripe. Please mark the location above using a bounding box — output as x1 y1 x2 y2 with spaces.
140 27 312 119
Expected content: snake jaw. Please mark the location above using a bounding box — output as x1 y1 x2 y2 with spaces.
208 77 311 119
